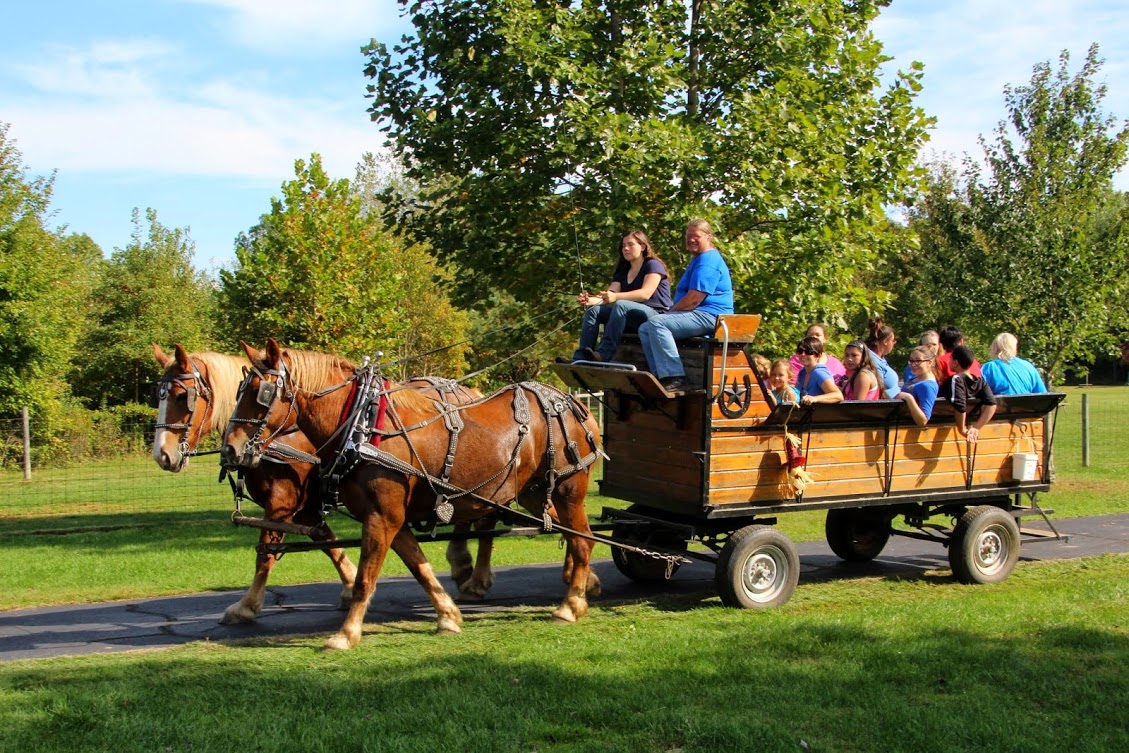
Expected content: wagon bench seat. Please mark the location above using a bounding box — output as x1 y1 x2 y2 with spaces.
551 313 761 400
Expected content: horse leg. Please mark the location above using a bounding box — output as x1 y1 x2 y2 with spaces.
562 548 602 598
445 525 474 590
313 524 357 609
455 517 497 602
222 529 282 624
391 527 464 634
324 513 396 651
548 479 596 624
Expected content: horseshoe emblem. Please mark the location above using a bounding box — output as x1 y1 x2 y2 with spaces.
718 374 753 418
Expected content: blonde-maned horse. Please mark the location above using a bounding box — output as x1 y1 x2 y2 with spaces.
221 338 602 651
152 344 356 623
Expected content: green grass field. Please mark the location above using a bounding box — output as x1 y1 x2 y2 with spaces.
0 387 1125 610
1 553 1126 752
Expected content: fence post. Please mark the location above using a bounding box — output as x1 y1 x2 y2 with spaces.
1081 393 1090 468
21 406 32 481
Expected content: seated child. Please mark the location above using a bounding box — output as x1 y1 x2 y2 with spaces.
838 340 881 400
938 345 997 443
768 358 800 404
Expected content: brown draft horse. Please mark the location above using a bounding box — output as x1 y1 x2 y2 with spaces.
221 339 603 651
152 344 495 618
152 344 357 623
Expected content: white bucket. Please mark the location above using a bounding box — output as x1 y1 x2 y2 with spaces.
1012 452 1039 482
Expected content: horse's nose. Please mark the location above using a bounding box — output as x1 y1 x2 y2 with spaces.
220 443 238 466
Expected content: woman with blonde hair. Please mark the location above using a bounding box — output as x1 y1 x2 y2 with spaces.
981 333 1046 395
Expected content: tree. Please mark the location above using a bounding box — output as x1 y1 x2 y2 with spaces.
71 208 215 406
216 154 471 380
898 45 1129 383
363 0 931 353
0 123 100 422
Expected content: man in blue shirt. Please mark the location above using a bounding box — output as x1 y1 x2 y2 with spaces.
638 218 734 392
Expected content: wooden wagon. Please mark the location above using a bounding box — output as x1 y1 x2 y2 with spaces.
552 314 1066 608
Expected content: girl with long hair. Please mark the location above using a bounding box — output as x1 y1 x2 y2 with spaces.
561 230 671 363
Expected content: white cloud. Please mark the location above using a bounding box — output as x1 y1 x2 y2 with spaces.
875 0 1129 187
6 38 383 182
13 39 175 99
182 0 407 49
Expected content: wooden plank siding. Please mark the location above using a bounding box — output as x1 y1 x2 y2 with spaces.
581 313 1060 517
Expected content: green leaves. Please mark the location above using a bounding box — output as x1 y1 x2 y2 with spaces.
896 45 1129 384
365 0 930 350
216 154 471 380
70 208 214 407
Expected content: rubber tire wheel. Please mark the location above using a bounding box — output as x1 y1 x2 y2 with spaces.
948 505 1021 584
610 511 686 582
825 508 892 562
715 525 799 609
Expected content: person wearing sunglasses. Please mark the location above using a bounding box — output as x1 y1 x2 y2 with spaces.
788 322 845 386
896 346 939 425
795 336 844 406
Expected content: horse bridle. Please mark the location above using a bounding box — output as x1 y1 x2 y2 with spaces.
224 359 300 467
153 356 214 457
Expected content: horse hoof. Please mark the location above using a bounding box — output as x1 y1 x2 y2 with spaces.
220 604 258 625
550 608 577 624
323 633 356 651
436 617 463 635
455 590 485 603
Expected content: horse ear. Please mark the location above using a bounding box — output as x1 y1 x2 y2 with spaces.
173 343 191 371
265 337 283 366
239 340 259 362
152 343 173 368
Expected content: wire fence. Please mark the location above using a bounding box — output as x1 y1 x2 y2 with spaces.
1 387 1124 532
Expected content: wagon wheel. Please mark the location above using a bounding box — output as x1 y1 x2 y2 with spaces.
715 525 799 609
948 505 1020 584
610 510 687 582
824 508 892 562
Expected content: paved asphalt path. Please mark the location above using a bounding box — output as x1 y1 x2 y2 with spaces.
2 514 1127 662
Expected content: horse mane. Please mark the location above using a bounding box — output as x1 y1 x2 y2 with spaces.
178 351 249 436
275 348 435 414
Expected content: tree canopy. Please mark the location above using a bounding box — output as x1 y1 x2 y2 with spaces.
217 154 470 380
364 0 931 351
71 208 215 407
0 123 101 422
895 45 1129 382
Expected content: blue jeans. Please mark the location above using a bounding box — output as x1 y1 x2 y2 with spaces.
574 301 659 361
637 309 718 378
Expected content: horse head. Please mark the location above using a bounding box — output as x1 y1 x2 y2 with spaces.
151 343 216 472
221 338 301 470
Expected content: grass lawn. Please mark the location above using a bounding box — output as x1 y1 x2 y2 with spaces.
0 553 1126 752
0 387 1125 610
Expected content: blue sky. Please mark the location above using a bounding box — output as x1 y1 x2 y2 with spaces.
4 1 1128 274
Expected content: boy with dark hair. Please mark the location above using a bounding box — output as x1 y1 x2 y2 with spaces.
935 325 982 381
938 345 997 443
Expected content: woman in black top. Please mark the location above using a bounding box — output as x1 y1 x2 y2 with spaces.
563 230 672 363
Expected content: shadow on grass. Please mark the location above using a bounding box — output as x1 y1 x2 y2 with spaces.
2 617 1126 752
